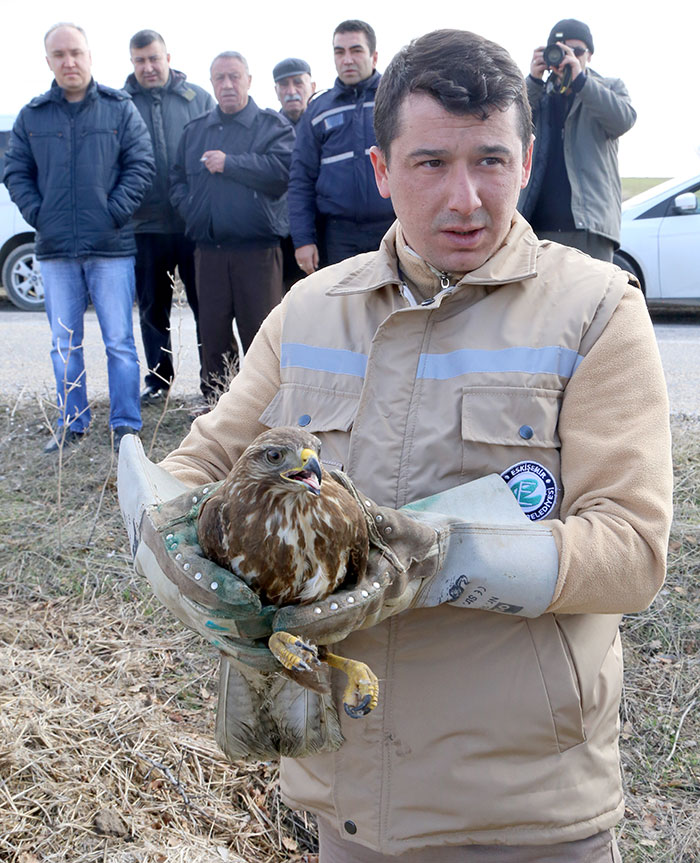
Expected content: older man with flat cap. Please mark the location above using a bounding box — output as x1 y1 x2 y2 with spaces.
273 57 315 289
519 19 635 261
273 57 316 126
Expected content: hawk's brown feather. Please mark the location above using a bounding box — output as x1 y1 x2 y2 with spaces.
197 427 369 607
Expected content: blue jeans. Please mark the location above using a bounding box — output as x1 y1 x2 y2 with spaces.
40 257 142 432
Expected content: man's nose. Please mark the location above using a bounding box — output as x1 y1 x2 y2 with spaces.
447 165 481 213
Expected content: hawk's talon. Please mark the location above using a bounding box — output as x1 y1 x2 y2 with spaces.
344 694 372 718
325 651 379 718
269 630 321 673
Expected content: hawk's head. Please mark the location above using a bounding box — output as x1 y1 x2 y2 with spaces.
238 427 323 496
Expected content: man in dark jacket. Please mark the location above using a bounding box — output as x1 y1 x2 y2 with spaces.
125 29 214 402
272 57 315 291
288 19 395 274
3 23 155 453
518 19 636 261
170 51 294 399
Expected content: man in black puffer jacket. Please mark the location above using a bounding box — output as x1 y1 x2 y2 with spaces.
170 50 294 400
3 23 155 454
125 30 214 403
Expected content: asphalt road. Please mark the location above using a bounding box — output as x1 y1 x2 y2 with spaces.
1 297 699 415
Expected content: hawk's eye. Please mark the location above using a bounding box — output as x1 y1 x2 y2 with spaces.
266 449 282 463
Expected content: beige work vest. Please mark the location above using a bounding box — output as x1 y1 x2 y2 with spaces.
235 219 634 852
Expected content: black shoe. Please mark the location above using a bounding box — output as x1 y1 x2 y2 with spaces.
113 426 139 452
43 429 86 454
141 384 169 403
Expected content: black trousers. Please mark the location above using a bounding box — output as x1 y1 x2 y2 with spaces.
281 234 305 293
322 216 395 266
194 243 283 398
134 232 200 390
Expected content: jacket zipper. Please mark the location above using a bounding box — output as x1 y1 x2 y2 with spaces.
70 113 78 256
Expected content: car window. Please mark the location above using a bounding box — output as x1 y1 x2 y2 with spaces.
638 183 700 220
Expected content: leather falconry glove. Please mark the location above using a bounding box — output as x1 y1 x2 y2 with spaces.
118 434 277 669
272 471 561 646
117 435 343 761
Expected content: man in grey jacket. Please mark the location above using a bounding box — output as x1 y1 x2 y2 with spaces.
518 19 635 261
125 30 214 402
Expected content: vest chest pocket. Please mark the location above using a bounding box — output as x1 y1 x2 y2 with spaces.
259 382 359 470
461 385 562 448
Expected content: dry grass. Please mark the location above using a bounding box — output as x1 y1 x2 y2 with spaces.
0 396 317 863
617 415 700 861
0 398 698 861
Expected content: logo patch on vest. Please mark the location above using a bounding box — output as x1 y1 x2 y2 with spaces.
501 461 557 521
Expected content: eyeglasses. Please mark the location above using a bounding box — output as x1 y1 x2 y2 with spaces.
570 46 588 58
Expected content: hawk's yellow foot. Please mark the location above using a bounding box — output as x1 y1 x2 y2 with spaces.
269 630 322 673
324 651 379 718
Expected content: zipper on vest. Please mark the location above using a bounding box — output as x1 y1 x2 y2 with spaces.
421 273 455 306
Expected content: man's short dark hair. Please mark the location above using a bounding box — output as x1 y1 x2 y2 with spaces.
129 29 166 51
333 19 376 55
374 29 532 162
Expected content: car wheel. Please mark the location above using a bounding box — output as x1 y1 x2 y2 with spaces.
613 251 644 293
1 242 45 310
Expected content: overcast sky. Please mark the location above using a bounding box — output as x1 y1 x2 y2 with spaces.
3 0 698 178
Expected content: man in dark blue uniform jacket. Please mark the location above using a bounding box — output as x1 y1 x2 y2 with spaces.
288 19 395 275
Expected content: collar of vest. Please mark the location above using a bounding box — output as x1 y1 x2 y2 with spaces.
325 213 540 297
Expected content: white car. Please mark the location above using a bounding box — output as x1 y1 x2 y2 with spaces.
0 120 44 311
615 172 700 306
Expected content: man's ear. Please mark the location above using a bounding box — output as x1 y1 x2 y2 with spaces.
520 135 535 189
369 145 391 199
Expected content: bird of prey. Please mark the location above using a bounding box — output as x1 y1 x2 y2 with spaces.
197 426 379 717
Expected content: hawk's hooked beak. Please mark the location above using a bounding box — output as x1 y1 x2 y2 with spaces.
283 447 323 495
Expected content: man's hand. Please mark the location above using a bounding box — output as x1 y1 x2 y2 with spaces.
295 243 319 275
201 150 227 174
530 46 548 80
550 42 584 82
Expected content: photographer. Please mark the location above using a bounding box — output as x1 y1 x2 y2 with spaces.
519 19 635 261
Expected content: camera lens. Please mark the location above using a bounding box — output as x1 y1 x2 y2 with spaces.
543 44 565 67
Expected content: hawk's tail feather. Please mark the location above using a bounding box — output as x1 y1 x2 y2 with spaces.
216 657 343 761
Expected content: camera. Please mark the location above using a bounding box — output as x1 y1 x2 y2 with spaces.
543 43 565 67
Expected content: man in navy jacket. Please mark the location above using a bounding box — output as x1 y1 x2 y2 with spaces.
288 20 395 274
170 51 294 399
3 23 155 453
